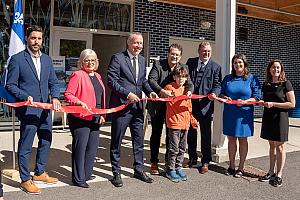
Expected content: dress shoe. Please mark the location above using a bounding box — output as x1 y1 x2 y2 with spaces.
87 175 96 181
183 158 198 168
20 180 41 195
111 173 123 187
134 171 153 183
73 182 89 188
150 162 160 175
32 172 58 184
198 164 209 174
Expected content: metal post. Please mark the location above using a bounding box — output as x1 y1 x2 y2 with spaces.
12 109 16 169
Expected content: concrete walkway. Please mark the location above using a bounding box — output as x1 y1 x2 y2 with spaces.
0 118 299 199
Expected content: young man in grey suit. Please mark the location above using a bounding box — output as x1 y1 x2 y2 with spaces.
108 32 158 187
6 25 61 194
186 41 222 173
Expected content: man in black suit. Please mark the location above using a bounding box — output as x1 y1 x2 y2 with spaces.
186 41 222 173
108 32 158 187
147 43 193 175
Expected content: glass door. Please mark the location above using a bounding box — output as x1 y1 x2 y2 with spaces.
51 28 92 99
51 28 92 126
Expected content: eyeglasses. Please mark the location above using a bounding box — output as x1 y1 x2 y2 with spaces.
83 59 97 64
175 75 188 78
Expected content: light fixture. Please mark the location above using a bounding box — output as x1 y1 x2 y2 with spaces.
200 20 211 30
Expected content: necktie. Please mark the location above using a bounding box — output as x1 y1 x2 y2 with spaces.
132 56 137 78
197 61 204 72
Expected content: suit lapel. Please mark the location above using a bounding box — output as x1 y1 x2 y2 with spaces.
191 58 199 81
137 55 144 82
200 59 211 86
24 50 39 80
40 54 46 82
124 51 136 82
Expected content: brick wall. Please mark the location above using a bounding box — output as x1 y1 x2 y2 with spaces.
135 0 300 116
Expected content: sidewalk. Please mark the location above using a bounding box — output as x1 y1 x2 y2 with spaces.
0 118 299 199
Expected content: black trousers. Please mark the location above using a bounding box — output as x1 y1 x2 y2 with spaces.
0 164 2 197
68 114 100 184
149 104 169 163
187 114 212 164
110 104 145 173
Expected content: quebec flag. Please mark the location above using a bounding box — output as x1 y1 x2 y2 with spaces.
0 0 25 102
8 0 25 59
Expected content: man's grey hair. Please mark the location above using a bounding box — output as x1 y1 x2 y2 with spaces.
127 32 143 44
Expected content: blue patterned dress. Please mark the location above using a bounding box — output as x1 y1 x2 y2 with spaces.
221 74 261 137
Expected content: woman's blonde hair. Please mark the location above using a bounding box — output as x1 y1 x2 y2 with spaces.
77 49 99 71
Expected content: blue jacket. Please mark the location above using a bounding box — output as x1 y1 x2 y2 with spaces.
186 57 222 116
107 51 153 108
6 49 60 117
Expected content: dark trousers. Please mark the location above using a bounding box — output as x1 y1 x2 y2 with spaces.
0 183 2 197
187 114 212 164
18 110 52 182
149 105 169 163
167 129 187 170
0 164 3 197
110 105 144 173
68 114 100 184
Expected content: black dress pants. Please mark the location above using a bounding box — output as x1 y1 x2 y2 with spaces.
149 104 169 163
68 114 100 184
187 114 212 164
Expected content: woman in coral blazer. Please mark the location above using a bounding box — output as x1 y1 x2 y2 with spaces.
65 49 106 188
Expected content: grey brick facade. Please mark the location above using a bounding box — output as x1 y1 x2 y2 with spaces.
135 0 300 116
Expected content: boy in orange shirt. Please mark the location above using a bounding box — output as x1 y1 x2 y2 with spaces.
164 66 197 182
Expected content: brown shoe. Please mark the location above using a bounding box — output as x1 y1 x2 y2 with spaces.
183 158 198 168
20 180 41 195
199 164 209 174
150 162 160 175
32 172 58 184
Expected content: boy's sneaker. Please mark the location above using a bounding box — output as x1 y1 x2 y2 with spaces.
258 173 276 182
176 169 187 181
166 170 180 183
273 176 283 187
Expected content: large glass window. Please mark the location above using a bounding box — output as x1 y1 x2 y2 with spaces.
53 0 131 32
0 0 51 67
0 0 51 121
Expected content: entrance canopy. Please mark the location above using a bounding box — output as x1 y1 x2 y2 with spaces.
152 0 300 24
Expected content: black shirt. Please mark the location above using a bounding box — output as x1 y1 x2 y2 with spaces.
89 75 103 123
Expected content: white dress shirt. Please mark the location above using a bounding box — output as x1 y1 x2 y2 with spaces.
127 50 139 82
27 47 42 80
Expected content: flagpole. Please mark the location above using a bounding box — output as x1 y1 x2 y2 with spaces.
12 109 16 170
1 0 25 178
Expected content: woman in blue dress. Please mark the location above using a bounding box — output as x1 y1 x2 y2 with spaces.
220 54 261 177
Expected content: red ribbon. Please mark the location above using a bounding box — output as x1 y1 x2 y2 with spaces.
1 94 264 116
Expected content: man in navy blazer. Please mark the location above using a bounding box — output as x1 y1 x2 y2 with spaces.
186 41 222 173
108 32 158 187
6 25 61 195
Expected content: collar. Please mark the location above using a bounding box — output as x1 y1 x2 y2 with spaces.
199 58 209 66
127 50 138 60
27 47 41 58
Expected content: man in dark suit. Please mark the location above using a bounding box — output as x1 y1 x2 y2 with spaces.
147 43 193 175
108 32 158 187
186 41 222 173
6 25 61 194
